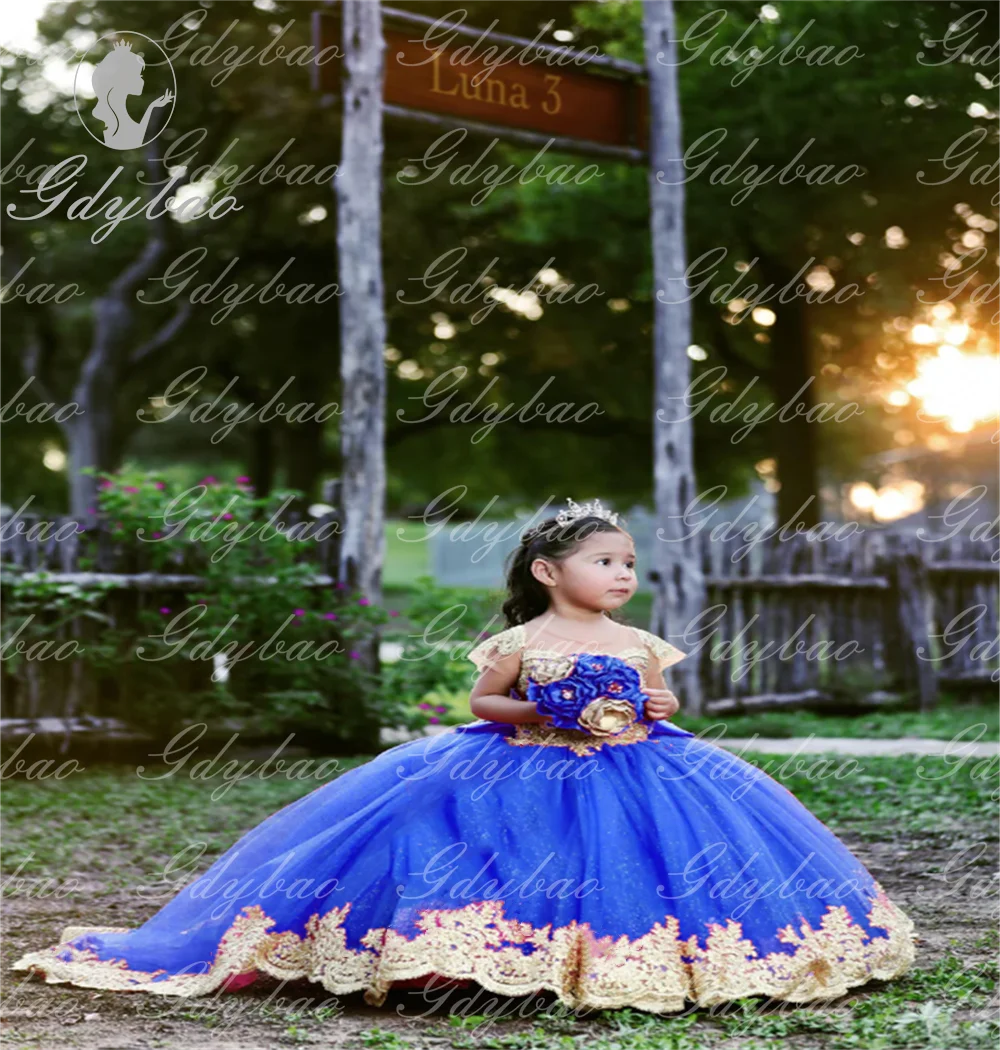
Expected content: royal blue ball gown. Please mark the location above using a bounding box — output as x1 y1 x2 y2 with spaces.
12 624 917 1013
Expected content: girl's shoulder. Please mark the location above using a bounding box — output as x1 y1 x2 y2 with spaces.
628 627 688 670
466 624 527 674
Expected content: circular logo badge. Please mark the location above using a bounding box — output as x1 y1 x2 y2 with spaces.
74 31 176 150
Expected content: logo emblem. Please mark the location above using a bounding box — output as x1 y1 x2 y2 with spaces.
75 32 175 150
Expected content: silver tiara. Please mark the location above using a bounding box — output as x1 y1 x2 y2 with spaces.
555 497 619 528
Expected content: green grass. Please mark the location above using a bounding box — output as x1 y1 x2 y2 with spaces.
0 757 370 892
677 702 999 744
395 691 999 744
746 752 998 839
384 520 433 587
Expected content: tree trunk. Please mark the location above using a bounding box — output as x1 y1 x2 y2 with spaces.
337 0 387 603
15 135 190 519
64 412 118 517
283 399 326 505
335 0 387 751
642 0 705 714
250 425 276 499
751 250 820 528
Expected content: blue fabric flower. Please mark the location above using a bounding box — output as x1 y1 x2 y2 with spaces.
527 654 647 732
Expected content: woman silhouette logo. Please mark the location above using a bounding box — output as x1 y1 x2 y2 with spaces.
75 33 176 150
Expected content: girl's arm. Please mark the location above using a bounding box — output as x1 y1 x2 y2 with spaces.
469 650 550 725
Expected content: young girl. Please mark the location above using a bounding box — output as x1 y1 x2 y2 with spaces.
13 501 918 1013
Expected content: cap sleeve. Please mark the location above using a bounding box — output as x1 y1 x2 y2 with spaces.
636 628 687 671
466 624 525 675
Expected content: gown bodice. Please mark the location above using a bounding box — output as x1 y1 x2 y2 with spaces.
465 623 691 756
467 621 687 696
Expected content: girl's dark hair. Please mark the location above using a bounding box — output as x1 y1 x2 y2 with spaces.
501 514 630 628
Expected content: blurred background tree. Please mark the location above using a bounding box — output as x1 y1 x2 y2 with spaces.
2 0 996 526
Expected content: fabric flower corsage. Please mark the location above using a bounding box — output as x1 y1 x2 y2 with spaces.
527 654 647 737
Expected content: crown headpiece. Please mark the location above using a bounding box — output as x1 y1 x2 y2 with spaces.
555 497 619 528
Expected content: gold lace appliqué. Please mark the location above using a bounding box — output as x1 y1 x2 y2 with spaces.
505 721 652 757
11 883 918 1012
467 624 687 687
466 624 528 674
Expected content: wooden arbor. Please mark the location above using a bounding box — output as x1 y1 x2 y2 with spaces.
314 1 703 710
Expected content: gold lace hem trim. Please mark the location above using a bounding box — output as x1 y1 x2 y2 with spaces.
11 883 918 1013
505 721 652 756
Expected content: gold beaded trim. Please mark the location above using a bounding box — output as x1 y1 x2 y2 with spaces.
11 884 917 1012
467 624 687 690
505 721 652 756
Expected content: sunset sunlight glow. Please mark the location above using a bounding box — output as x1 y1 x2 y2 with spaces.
905 346 1000 433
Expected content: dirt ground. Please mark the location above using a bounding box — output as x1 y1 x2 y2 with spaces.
1 827 996 1050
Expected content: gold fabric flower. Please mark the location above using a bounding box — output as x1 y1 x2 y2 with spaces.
578 697 638 737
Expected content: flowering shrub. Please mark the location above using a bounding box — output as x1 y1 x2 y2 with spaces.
414 687 474 729
6 468 397 749
379 576 500 731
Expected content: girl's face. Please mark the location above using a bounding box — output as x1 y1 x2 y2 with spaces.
532 529 638 612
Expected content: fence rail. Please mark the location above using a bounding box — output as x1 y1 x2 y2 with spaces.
2 504 997 729
693 530 998 715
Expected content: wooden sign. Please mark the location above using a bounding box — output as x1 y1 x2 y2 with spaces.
312 9 648 156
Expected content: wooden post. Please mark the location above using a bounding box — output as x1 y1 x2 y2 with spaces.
641 0 704 714
337 0 387 603
886 536 938 712
335 0 387 750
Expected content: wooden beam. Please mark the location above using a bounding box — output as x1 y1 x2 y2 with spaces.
312 7 649 152
0 572 337 589
382 101 646 162
704 574 891 590
380 4 646 78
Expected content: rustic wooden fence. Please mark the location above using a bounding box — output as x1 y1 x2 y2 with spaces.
696 530 998 715
1 488 345 738
2 498 997 732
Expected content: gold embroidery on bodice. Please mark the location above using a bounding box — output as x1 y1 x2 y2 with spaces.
467 623 686 756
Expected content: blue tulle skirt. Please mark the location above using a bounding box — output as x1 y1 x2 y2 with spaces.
12 719 917 1012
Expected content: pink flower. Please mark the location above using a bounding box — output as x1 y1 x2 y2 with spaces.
124 486 140 494
86 507 97 514
153 531 162 539
160 607 171 614
418 702 432 710
154 481 165 490
349 650 361 659
323 612 338 620
235 475 251 484
389 610 400 617
477 630 491 640
428 716 440 724
99 480 114 489
222 513 233 520
358 597 370 606
200 475 218 486
336 582 346 590
293 609 305 617
433 705 448 714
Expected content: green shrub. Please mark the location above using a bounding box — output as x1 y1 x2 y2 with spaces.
3 469 395 750
381 576 503 730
